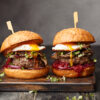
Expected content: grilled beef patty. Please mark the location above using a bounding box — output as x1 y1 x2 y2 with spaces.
52 48 93 66
12 56 45 69
6 51 47 69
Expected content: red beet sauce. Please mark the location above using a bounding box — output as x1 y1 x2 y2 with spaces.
52 60 94 73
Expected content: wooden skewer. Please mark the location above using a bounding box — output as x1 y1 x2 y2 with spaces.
73 11 78 28
6 21 14 34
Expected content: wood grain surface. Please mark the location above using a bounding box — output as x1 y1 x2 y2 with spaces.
0 70 95 92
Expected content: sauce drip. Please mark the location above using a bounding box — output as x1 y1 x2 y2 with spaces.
64 43 75 66
70 51 73 67
67 44 73 67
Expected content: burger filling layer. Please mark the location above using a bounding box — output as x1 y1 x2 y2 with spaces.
52 43 96 74
4 51 47 69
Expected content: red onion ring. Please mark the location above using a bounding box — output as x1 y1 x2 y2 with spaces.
4 65 22 69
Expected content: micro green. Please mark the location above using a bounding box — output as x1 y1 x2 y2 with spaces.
29 90 37 94
73 51 80 55
46 75 66 82
93 58 97 62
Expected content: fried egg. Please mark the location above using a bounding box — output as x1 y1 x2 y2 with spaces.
12 44 45 51
52 43 80 51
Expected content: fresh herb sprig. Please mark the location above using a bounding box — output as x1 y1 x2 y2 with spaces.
46 75 66 82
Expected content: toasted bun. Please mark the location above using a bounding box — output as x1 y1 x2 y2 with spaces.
52 66 95 78
4 67 49 79
53 28 95 46
0 31 43 53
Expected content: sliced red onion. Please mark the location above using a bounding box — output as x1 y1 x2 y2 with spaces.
4 65 22 69
53 60 95 70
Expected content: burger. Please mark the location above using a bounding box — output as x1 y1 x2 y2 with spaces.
52 28 96 78
0 31 49 79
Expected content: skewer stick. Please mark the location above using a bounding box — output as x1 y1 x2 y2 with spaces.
73 11 78 28
6 21 14 33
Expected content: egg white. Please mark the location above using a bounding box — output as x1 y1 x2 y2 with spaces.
12 44 45 51
52 44 80 51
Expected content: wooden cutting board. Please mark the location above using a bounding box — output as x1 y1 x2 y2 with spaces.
0 70 96 92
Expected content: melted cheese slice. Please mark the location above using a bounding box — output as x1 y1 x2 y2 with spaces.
12 44 45 51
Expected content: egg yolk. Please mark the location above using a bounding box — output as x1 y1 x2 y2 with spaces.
30 44 39 51
70 51 73 67
63 43 76 67
64 43 76 51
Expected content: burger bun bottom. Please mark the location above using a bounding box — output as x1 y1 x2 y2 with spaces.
52 66 95 78
4 67 49 79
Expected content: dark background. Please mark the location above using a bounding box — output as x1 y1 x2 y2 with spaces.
0 0 100 46
0 0 100 99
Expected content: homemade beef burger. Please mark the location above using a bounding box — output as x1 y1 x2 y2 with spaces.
52 28 96 78
0 31 49 79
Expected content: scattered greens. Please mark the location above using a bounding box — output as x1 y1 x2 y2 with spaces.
78 96 83 100
9 62 13 65
25 51 44 59
21 67 24 70
65 94 96 100
29 90 37 100
78 43 83 49
31 51 38 57
29 90 37 94
73 51 80 55
66 96 69 100
0 79 2 82
58 51 66 56
25 52 29 59
60 52 64 55
89 93 95 97
86 93 89 97
87 48 91 50
41 53 46 59
0 72 5 82
78 53 84 57
0 72 5 77
6 52 14 58
72 96 77 100
93 58 97 62
46 75 66 82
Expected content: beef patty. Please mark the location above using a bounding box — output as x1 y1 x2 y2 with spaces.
52 48 93 65
6 51 47 69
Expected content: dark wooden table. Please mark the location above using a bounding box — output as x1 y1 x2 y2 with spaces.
0 45 99 100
